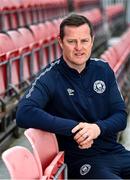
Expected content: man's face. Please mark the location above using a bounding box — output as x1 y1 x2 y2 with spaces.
58 24 94 72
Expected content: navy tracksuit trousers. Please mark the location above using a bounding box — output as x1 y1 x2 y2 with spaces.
66 150 130 179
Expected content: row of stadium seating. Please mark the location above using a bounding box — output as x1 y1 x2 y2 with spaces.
100 28 130 107
0 0 126 36
0 0 68 32
0 0 102 32
0 19 62 141
2 129 67 179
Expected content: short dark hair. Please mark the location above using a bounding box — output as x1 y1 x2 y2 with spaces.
60 13 94 40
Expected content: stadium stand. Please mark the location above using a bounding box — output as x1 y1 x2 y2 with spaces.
0 2 130 179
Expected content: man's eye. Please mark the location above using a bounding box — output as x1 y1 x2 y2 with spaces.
82 39 89 43
68 40 75 43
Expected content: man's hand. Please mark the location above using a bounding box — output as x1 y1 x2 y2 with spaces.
71 122 101 149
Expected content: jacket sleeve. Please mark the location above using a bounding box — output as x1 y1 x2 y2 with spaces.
95 64 127 137
16 77 78 136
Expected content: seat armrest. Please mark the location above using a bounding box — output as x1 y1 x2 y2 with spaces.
44 151 67 179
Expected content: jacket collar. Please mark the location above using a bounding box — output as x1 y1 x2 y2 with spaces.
59 56 90 78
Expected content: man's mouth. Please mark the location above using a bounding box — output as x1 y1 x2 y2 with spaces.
75 53 84 56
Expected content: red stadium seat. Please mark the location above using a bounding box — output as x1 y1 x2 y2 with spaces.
0 33 16 54
7 29 33 85
29 22 54 67
7 30 26 49
18 27 34 45
27 24 48 72
2 146 47 179
44 21 59 61
24 128 68 179
29 23 48 42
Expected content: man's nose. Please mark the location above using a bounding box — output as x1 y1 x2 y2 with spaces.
75 42 82 51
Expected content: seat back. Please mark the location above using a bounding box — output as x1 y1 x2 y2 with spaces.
7 30 26 48
2 146 41 179
7 29 33 82
18 27 34 45
29 23 47 42
24 128 59 176
0 33 15 54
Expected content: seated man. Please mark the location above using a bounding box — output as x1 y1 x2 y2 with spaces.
16 14 130 179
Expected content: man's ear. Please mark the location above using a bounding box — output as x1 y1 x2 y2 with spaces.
57 35 63 49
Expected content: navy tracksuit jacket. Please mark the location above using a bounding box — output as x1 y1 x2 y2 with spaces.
16 56 127 157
